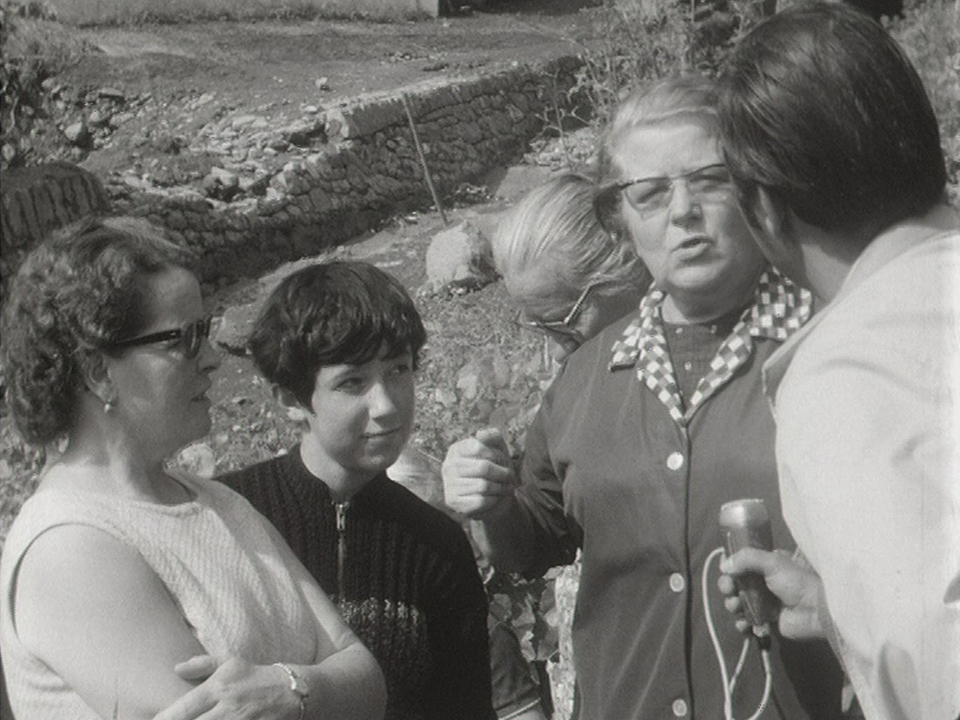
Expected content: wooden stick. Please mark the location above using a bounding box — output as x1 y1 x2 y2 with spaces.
401 93 448 226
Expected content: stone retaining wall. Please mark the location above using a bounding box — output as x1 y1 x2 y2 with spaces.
1 56 582 290
115 57 582 283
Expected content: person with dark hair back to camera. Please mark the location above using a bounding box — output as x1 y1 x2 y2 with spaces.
220 261 497 720
715 4 960 719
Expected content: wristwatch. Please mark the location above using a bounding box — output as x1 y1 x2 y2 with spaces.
273 662 309 720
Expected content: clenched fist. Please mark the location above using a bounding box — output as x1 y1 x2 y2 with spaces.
442 428 518 519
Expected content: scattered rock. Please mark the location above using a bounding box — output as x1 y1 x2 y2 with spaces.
214 302 260 354
63 121 90 147
284 118 325 148
422 220 497 296
434 387 458 407
88 109 110 127
201 167 241 201
231 115 259 129
239 172 272 196
110 112 134 129
456 364 481 400
210 166 239 186
151 133 188 155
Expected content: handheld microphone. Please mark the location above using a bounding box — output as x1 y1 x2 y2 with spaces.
719 498 781 633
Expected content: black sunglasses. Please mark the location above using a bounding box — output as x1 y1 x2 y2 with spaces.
107 317 213 359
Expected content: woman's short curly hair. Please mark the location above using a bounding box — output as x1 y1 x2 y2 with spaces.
1 216 192 446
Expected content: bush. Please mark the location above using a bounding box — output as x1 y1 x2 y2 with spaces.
0 1 95 167
541 0 959 209
0 6 51 166
539 0 774 170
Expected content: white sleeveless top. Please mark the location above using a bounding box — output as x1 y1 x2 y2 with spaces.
0 472 322 719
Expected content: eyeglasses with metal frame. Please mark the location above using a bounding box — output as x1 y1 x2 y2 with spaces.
514 282 598 344
605 162 733 219
106 317 213 359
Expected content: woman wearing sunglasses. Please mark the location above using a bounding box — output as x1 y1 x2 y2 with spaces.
0 217 386 720
443 75 845 719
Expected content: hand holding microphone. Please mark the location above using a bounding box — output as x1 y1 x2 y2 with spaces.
706 499 785 720
718 499 782 636
717 499 827 640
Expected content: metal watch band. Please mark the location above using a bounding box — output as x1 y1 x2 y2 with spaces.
272 662 308 720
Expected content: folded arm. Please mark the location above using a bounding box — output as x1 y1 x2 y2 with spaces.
14 523 385 720
155 519 387 720
13 524 207 719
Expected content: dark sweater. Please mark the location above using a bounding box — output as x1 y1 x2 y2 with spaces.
220 448 496 720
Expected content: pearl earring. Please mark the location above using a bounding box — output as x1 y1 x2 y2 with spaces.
104 400 114 413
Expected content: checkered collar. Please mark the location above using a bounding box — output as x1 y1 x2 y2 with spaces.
609 267 812 425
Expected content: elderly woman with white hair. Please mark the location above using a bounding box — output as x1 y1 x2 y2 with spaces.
486 171 651 719
493 172 651 364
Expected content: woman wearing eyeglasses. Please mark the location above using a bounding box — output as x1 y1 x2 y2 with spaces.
0 217 386 720
442 75 845 719
478 173 653 720
495 173 651 364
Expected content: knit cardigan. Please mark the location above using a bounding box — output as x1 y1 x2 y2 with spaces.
220 447 496 720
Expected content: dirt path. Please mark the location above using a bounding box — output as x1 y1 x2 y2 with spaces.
42 2 596 160
71 8 592 103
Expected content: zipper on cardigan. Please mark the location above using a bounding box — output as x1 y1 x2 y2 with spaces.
335 500 350 610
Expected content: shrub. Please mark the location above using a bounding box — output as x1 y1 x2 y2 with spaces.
540 0 959 209
0 1 94 167
539 0 774 170
0 6 50 166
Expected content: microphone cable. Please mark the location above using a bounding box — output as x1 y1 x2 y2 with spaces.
702 547 773 720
